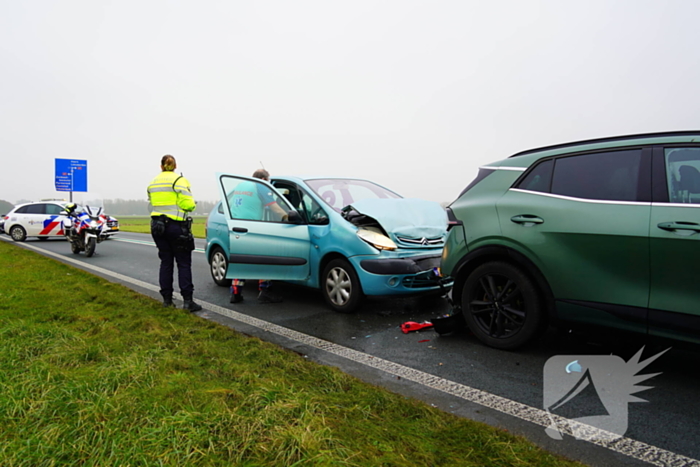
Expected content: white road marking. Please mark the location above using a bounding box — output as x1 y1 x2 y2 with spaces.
3 235 699 467
112 236 205 253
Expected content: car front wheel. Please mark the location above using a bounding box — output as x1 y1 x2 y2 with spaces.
85 237 96 257
321 258 363 313
461 261 544 350
9 225 27 242
209 247 231 287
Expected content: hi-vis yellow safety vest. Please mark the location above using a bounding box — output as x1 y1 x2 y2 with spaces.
147 171 196 221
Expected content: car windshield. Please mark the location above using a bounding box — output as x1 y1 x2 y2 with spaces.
305 178 401 212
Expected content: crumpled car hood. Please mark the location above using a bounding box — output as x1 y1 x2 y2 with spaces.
346 198 447 240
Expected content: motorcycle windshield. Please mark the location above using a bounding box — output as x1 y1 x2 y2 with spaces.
78 194 105 217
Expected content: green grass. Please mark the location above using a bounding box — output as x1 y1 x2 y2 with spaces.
118 216 207 238
0 241 585 467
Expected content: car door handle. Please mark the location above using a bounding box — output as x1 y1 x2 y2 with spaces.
232 227 248 233
510 215 544 225
657 222 700 232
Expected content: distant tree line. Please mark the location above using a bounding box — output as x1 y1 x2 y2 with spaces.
0 198 217 216
104 199 217 216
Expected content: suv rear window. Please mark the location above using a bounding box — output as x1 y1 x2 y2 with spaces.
551 150 642 202
516 149 646 202
515 159 553 193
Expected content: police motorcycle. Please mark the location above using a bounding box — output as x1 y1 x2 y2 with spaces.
61 201 109 257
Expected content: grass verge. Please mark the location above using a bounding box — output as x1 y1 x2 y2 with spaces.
0 241 584 466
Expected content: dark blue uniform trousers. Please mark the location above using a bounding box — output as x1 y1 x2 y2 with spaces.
152 219 194 300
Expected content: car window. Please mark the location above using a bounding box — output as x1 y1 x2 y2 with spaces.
515 159 553 193
14 205 30 214
305 178 401 212
220 176 293 222
550 150 643 202
25 204 46 214
301 191 329 225
45 204 63 215
664 148 700 204
272 181 330 225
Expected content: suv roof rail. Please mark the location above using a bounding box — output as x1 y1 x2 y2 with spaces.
509 130 700 158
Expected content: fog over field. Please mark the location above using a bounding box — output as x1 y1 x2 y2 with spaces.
2 1 699 206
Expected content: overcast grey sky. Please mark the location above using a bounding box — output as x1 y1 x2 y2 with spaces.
2 0 699 206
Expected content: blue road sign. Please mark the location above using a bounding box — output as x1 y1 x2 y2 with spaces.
55 159 88 192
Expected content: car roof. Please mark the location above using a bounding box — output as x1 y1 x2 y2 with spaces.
273 175 376 183
10 200 67 210
509 131 700 159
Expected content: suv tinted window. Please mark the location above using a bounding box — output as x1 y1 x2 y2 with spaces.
515 159 553 193
551 150 643 202
665 148 700 204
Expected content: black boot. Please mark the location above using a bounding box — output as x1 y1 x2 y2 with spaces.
163 297 175 308
230 293 243 304
183 299 202 312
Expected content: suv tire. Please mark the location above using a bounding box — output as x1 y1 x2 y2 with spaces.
461 261 543 350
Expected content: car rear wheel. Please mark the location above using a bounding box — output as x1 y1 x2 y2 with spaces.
461 261 543 350
209 247 231 287
9 225 26 242
322 258 363 313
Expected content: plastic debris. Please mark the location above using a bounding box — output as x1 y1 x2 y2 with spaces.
401 321 434 333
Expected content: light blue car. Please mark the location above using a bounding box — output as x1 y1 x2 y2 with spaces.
205 174 451 312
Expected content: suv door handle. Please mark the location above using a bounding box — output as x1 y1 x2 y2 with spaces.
657 222 700 232
510 215 544 225
232 227 248 233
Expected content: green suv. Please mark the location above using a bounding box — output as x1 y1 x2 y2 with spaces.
442 131 700 350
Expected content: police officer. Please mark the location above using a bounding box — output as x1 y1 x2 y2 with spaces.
147 154 202 312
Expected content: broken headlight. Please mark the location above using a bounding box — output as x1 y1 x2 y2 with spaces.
357 228 397 251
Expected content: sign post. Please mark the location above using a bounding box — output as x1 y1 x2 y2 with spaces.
55 159 88 202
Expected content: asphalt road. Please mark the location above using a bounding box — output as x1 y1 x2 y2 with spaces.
5 232 700 467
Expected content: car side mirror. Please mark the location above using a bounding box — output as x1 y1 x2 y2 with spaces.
312 214 329 225
59 210 68 215
287 210 304 224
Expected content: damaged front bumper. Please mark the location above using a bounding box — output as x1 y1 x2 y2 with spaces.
352 253 453 296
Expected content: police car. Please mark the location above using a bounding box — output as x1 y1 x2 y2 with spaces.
2 200 119 242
